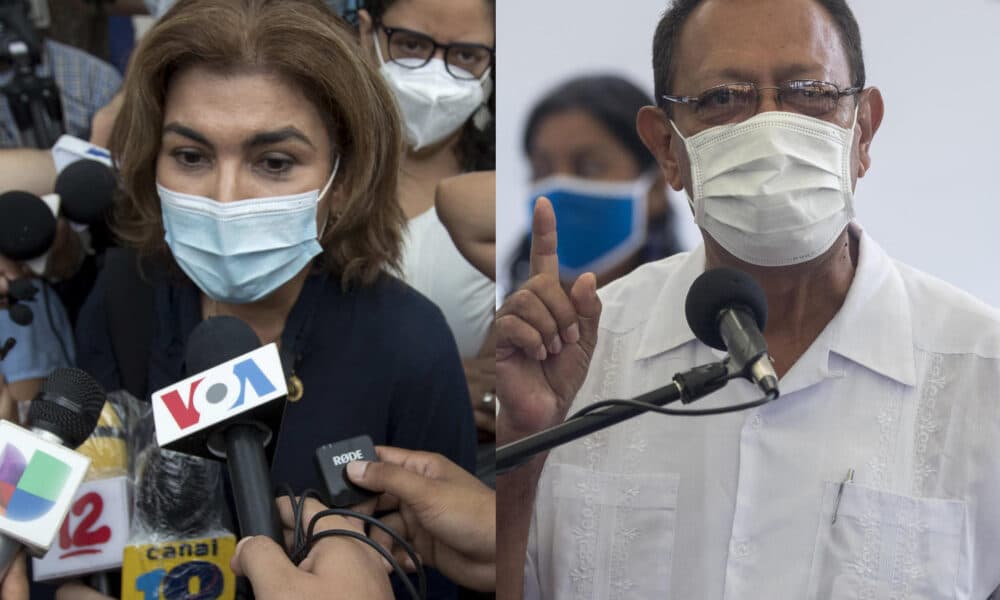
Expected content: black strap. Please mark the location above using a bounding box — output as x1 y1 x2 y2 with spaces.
104 247 155 399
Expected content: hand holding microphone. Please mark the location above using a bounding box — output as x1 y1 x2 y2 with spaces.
0 156 116 285
0 368 104 589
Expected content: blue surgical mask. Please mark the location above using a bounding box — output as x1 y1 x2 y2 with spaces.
157 159 339 304
528 174 651 279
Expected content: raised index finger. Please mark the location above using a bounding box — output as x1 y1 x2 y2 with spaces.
529 197 559 278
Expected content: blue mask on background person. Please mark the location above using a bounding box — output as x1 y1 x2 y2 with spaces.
157 158 340 304
528 174 651 279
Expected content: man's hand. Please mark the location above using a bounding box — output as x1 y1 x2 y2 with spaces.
230 497 392 600
495 197 601 445
0 549 28 600
346 446 496 592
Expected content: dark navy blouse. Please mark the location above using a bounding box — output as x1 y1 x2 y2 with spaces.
74 266 476 599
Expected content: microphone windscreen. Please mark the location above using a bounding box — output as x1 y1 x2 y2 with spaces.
8 303 33 326
0 191 57 260
7 278 38 302
28 367 106 447
183 316 262 376
134 446 222 539
685 267 767 350
54 159 116 225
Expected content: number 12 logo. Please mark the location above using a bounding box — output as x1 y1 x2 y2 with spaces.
58 492 111 559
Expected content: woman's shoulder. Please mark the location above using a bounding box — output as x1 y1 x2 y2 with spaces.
322 271 458 348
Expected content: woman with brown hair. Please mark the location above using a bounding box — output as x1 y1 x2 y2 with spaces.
69 0 475 595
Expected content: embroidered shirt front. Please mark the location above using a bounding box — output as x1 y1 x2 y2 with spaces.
525 228 1000 600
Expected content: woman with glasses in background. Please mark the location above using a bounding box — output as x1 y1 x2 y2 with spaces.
357 1 498 444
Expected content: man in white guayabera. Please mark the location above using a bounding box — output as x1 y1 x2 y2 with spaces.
494 0 1000 598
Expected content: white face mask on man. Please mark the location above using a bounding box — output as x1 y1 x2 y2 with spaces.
671 109 858 267
373 32 493 151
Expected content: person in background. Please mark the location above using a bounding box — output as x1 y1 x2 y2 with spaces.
508 74 691 294
0 1 121 148
436 170 496 282
357 0 498 440
0 274 75 422
0 0 123 326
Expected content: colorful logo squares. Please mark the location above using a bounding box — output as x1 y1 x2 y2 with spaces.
0 443 71 522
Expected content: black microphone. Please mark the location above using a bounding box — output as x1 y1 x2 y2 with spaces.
0 190 56 261
156 316 285 543
54 159 116 226
685 267 779 398
4 278 38 326
0 368 105 580
134 446 223 540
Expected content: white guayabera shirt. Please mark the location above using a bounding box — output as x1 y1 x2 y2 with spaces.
525 228 1000 600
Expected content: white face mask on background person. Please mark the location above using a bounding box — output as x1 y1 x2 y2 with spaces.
671 109 858 267
157 158 340 304
374 33 493 150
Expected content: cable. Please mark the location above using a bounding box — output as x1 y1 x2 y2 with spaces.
298 529 419 600
305 508 427 600
274 484 428 600
566 391 778 420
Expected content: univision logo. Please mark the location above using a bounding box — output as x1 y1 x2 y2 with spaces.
0 443 71 522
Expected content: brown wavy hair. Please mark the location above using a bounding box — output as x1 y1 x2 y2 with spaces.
110 0 405 287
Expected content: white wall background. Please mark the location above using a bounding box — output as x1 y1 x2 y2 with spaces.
496 0 1000 304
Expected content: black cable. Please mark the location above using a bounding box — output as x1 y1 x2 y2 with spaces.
566 391 777 420
298 529 420 600
274 484 428 600
276 482 306 552
306 508 427 600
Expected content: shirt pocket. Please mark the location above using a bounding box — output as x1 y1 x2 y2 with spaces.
807 481 966 600
545 463 679 600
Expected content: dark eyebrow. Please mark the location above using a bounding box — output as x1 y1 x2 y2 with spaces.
246 127 316 150
162 123 316 151
163 122 213 148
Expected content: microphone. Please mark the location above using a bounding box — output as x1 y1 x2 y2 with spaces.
685 267 779 398
0 190 57 261
4 277 38 326
32 400 131 584
0 368 104 581
0 189 60 277
150 316 287 543
51 135 112 174
122 398 236 600
53 159 116 227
